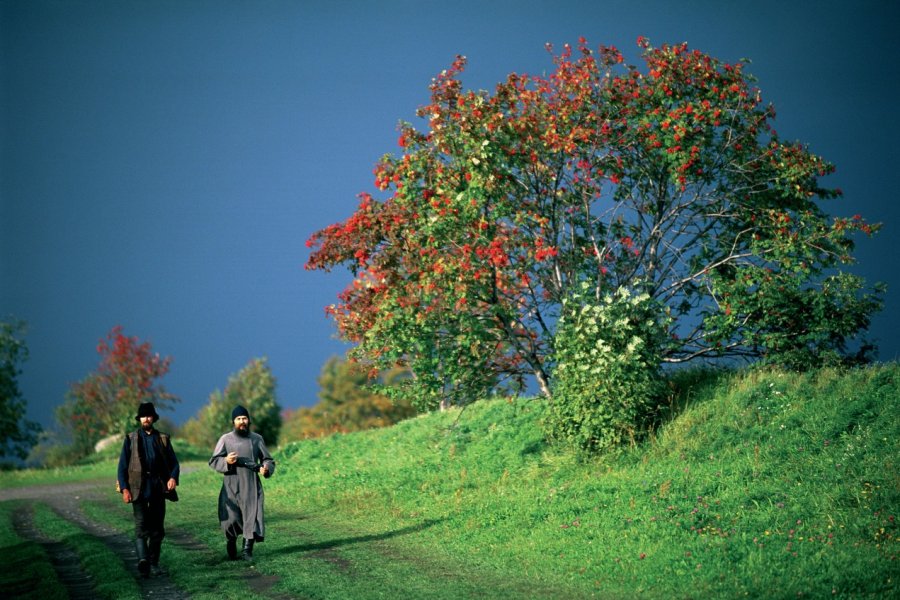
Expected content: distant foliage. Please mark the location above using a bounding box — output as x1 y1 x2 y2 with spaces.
224 357 282 445
306 37 883 414
281 355 416 441
180 389 231 449
546 285 668 453
182 357 282 447
0 319 41 465
59 325 177 457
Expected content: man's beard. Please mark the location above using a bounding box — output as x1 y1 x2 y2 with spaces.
235 425 249 437
141 421 154 432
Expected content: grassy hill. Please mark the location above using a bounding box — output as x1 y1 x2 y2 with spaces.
2 364 897 599
267 364 898 597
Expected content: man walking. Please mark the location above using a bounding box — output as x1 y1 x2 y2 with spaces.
209 405 276 561
117 401 180 577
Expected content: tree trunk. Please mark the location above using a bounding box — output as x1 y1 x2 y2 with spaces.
535 369 551 399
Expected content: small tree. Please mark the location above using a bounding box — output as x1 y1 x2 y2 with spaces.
183 358 282 448
180 388 232 449
61 325 177 454
220 358 282 446
0 319 41 465
306 37 882 412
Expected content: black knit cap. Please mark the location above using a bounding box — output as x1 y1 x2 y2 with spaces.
231 405 250 421
135 402 159 422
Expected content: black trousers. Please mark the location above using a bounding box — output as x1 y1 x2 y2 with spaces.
132 493 167 547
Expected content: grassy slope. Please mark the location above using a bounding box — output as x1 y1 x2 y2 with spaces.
2 365 897 598
265 364 898 598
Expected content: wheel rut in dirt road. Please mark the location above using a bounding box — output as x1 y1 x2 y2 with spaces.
12 504 96 600
3 482 189 600
1 480 305 599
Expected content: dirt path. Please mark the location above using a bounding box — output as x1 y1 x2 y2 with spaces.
11 504 96 600
1 480 299 599
3 481 189 599
3 479 577 600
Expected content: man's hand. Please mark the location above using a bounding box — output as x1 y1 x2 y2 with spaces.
226 452 238 465
122 489 132 504
260 464 269 477
167 478 177 491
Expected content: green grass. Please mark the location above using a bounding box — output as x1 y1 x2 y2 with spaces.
265 364 898 598
81 496 264 600
0 459 117 488
0 501 67 600
2 364 897 598
30 502 142 600
0 438 213 490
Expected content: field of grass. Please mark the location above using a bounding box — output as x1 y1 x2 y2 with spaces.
0 458 117 489
0 502 67 600
31 502 142 600
1 364 897 598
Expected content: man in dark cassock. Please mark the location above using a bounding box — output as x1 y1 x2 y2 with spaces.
117 401 180 577
209 405 276 561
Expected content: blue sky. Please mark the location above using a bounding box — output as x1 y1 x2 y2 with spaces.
2 1 898 429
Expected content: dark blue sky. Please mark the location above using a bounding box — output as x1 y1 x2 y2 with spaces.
2 1 898 429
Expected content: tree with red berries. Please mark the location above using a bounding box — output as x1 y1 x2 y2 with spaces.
61 325 178 453
306 38 882 412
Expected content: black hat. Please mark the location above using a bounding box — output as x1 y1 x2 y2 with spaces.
136 402 159 422
231 405 250 421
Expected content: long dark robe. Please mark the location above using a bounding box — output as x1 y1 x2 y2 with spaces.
209 430 276 541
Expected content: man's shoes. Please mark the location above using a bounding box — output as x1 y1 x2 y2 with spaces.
226 537 238 560
148 538 162 571
135 539 150 578
241 538 255 562
150 563 166 576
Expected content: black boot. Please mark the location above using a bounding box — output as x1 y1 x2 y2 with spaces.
226 536 238 560
241 538 255 562
148 538 164 576
135 538 150 577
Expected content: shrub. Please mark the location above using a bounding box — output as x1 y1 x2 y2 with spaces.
545 284 668 454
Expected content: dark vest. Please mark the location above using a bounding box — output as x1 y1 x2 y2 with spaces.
127 430 171 501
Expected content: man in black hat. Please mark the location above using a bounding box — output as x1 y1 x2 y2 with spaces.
209 404 276 562
116 401 180 577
